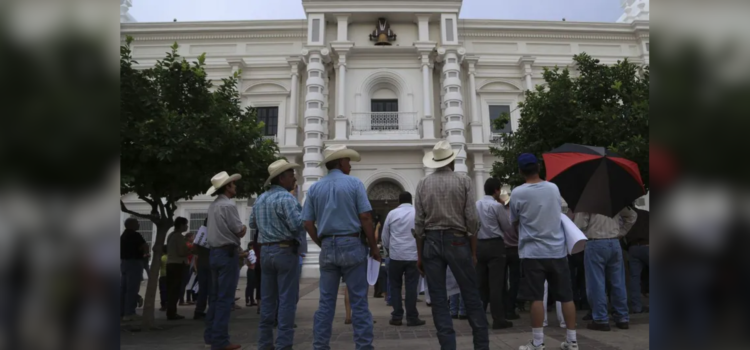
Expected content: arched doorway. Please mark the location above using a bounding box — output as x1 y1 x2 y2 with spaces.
367 180 403 226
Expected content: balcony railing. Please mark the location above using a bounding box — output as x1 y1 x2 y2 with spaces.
262 135 278 142
350 112 419 137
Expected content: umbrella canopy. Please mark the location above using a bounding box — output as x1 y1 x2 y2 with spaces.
543 143 645 217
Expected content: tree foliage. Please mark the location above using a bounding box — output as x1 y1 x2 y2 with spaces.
491 53 649 190
120 36 277 327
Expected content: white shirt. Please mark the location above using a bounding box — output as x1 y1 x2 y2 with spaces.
194 225 210 248
245 250 257 265
381 203 418 261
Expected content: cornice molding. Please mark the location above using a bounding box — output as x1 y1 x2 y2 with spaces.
125 33 306 41
461 32 637 41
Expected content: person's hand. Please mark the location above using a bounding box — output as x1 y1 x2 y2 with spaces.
417 259 424 276
370 247 382 262
239 225 247 238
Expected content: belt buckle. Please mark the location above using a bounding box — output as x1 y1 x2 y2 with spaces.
453 233 463 237
279 243 290 248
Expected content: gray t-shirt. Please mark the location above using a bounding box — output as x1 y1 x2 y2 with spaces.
509 181 566 259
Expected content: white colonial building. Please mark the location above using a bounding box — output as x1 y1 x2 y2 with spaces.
120 0 649 277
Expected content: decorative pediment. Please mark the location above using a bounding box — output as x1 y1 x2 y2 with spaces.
478 79 523 93
242 81 290 96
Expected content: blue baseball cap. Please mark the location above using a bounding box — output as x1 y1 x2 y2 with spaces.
517 153 538 167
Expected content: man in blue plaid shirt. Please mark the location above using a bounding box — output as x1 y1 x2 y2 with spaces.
249 159 305 350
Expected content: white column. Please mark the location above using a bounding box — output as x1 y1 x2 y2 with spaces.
334 55 347 140
438 47 468 174
473 153 485 200
518 56 536 91
420 54 435 139
301 49 330 201
467 58 483 144
289 66 299 125
284 58 301 146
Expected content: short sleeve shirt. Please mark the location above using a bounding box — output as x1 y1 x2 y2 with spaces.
120 229 146 260
302 169 372 236
509 181 566 259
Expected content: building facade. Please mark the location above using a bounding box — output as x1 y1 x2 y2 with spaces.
120 0 649 277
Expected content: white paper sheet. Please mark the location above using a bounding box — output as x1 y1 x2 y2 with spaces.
367 257 380 286
561 214 588 254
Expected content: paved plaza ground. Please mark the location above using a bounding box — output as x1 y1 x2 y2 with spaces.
121 278 649 350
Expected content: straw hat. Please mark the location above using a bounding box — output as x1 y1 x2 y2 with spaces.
205 171 242 195
265 159 301 185
321 145 361 165
423 140 458 168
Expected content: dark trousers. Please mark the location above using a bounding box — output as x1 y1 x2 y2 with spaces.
504 246 521 314
159 276 167 308
476 238 507 324
195 261 211 315
180 264 193 303
569 251 587 309
166 263 186 318
423 231 489 350
120 259 143 317
245 267 257 303
388 260 420 323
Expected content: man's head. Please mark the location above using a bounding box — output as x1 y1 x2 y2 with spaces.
271 168 297 191
399 191 412 205
214 181 238 198
174 217 188 233
124 217 140 231
517 153 540 179
484 177 502 199
325 158 352 175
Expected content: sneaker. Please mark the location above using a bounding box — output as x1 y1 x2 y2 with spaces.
560 340 579 350
587 322 611 331
407 319 427 327
519 340 545 350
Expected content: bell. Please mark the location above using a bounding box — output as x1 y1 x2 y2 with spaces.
375 33 391 46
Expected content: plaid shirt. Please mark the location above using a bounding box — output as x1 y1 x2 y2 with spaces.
249 185 305 244
414 167 479 238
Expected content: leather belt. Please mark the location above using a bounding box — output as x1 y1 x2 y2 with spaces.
479 236 504 241
260 239 297 247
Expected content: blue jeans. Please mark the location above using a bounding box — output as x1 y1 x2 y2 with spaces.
120 259 143 317
204 247 240 349
259 244 300 350
422 231 489 350
449 294 465 316
628 245 649 312
314 236 373 350
389 259 420 322
584 239 629 323
195 262 211 314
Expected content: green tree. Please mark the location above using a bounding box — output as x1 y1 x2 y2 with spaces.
120 37 278 328
491 53 649 190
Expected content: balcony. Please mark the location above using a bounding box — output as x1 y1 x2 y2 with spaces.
350 112 420 140
262 135 278 143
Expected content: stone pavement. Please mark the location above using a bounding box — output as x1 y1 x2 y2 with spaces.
121 278 650 350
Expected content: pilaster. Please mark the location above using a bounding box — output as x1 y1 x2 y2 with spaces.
465 56 482 144
437 46 468 174
285 57 302 147
301 48 331 200
518 56 536 91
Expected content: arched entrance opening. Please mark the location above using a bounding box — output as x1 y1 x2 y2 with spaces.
367 180 403 226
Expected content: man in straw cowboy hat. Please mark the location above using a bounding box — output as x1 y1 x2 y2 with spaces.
204 171 246 350
414 140 489 350
302 144 381 350
249 159 305 350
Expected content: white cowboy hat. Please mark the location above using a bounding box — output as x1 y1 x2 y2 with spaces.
423 140 458 168
265 159 301 185
205 171 242 196
321 144 361 165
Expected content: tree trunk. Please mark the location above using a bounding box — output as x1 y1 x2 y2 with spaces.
141 221 171 329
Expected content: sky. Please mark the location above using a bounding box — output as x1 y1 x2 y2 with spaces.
129 0 623 23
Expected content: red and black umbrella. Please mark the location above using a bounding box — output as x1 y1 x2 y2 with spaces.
542 143 645 217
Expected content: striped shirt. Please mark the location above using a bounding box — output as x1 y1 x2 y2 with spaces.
302 169 372 236
249 185 305 244
414 167 479 238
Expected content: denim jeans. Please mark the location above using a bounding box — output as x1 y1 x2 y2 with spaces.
422 231 489 350
204 247 240 349
314 236 373 350
258 244 300 350
628 245 649 312
120 259 143 317
584 239 629 323
449 294 465 316
195 262 211 315
389 259 420 322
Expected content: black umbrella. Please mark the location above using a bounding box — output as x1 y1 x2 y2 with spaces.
542 143 645 217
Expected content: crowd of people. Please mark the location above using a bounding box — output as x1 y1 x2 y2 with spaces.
120 140 649 350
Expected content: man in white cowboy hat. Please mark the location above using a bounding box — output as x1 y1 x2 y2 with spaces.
414 140 489 350
248 159 305 350
204 171 246 350
302 144 381 350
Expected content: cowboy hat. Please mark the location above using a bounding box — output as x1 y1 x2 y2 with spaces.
321 144 361 165
205 171 242 196
265 159 301 185
423 140 458 168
